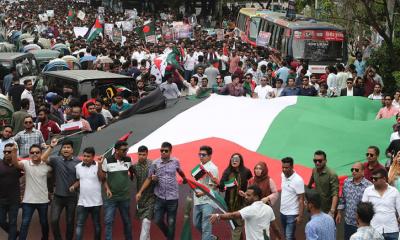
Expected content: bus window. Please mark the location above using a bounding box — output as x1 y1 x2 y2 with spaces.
269 24 278 47
276 27 284 50
249 17 260 40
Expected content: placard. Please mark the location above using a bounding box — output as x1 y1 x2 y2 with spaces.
112 28 122 44
215 29 224 41
38 14 48 22
97 7 104 15
77 10 85 21
122 21 133 32
256 31 271 47
73 27 88 38
104 23 114 37
46 10 54 18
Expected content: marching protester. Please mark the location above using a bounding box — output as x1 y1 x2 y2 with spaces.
350 202 384 240
132 146 155 240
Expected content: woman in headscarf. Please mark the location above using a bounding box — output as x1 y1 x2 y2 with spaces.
388 151 400 191
219 153 252 240
239 161 278 206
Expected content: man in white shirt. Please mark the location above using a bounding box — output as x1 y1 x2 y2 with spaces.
70 147 104 240
273 79 284 98
210 185 283 240
280 157 305 240
21 79 36 118
159 75 181 99
192 146 219 240
184 49 197 80
362 168 400 239
204 61 220 88
254 77 274 99
15 139 57 240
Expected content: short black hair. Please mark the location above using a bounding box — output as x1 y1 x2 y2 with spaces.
314 150 326 160
4 143 15 149
29 144 42 152
83 147 95 156
114 140 128 150
199 145 212 155
138 145 148 153
368 146 380 156
372 168 388 180
52 95 63 105
21 98 30 109
161 142 172 150
3 125 13 131
305 188 321 209
276 79 283 84
86 102 95 109
247 185 263 200
61 140 74 148
23 79 32 85
356 202 375 224
281 157 294 166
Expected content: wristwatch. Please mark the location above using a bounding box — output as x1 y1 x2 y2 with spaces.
216 213 220 221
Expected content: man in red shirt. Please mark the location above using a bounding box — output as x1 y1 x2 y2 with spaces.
37 108 61 142
82 89 100 119
363 146 385 182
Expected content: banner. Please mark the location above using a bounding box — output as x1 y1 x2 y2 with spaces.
104 23 114 37
98 6 104 15
112 28 122 44
256 31 271 47
145 35 157 44
162 25 173 41
215 29 224 41
38 14 48 22
73 27 88 38
77 10 85 21
46 10 54 18
122 21 133 32
174 24 192 39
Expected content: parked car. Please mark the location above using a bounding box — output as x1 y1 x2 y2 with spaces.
33 70 138 106
0 52 39 83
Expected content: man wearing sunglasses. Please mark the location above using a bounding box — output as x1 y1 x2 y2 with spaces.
0 143 21 240
136 142 187 240
14 115 46 157
100 140 133 240
14 139 57 240
192 146 219 240
336 162 372 240
364 146 385 182
307 150 339 217
362 168 400 240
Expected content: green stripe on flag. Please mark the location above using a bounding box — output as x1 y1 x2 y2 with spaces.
224 178 237 188
257 96 393 175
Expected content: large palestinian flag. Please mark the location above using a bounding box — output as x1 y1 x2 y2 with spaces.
128 95 393 186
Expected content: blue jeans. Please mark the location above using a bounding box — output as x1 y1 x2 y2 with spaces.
0 203 19 240
154 197 178 240
104 199 132 240
383 232 399 240
76 205 101 240
19 203 49 240
50 195 77 240
193 204 215 240
344 223 357 240
280 213 297 240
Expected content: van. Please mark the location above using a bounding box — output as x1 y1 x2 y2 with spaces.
33 70 137 105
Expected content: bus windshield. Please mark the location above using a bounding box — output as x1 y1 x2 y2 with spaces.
292 30 345 63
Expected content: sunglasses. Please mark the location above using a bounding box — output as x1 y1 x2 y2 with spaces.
138 153 147 156
366 153 375 157
351 168 360 172
198 153 208 158
24 121 33 124
372 176 383 181
313 159 323 164
160 149 170 153
30 151 40 155
3 150 11 154
231 156 240 162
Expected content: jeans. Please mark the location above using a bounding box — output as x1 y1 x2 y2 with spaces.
0 203 19 240
19 203 49 240
193 204 215 240
154 197 178 240
383 232 399 240
104 199 132 240
76 205 101 240
280 213 297 240
50 195 77 240
344 223 357 240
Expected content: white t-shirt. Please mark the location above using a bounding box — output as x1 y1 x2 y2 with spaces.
21 89 36 118
76 162 103 207
254 85 274 99
21 160 52 203
239 201 275 239
280 172 305 215
390 131 400 142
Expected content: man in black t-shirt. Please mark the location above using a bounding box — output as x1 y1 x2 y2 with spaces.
0 143 21 240
86 102 106 132
8 77 25 111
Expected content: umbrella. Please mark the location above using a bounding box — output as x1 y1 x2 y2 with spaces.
42 59 69 72
96 56 113 64
52 43 70 55
62 55 81 70
79 55 96 63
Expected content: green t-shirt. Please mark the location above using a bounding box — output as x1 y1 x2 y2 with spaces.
102 155 132 201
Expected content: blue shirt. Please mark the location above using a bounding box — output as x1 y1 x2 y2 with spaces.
354 60 366 77
110 102 131 113
338 177 372 226
148 157 181 200
276 66 290 82
3 73 13 94
280 87 299 96
305 212 336 240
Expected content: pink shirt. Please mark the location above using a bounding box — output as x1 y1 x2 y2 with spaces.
376 106 399 119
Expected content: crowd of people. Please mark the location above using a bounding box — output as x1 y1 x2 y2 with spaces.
0 0 400 240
